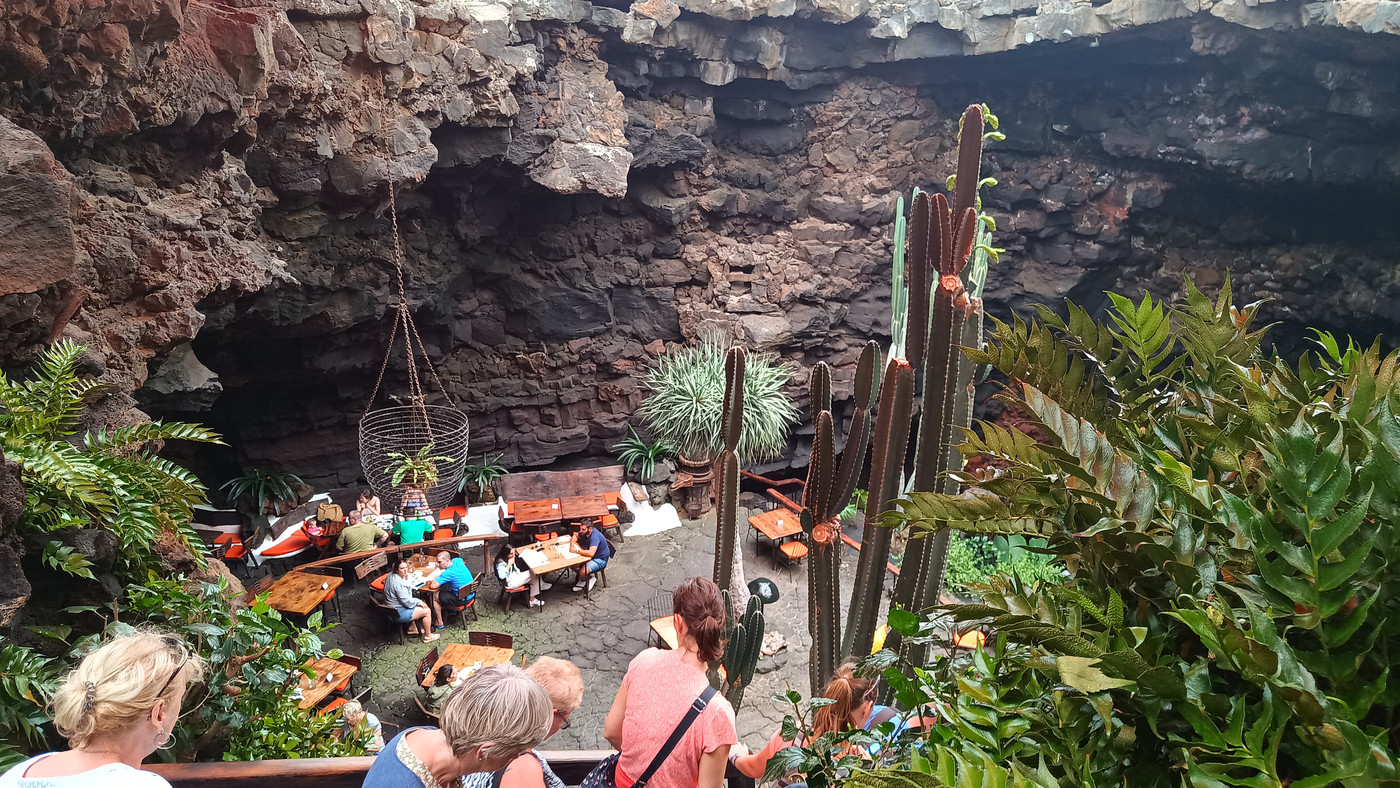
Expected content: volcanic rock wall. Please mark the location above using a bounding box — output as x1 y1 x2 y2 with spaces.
2 0 1399 486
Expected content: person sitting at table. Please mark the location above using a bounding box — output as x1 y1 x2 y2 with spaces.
355 489 382 519
336 510 388 554
426 550 474 626
362 664 553 788
425 665 457 715
462 656 583 788
401 484 429 515
494 544 546 608
386 558 439 643
392 515 434 546
569 519 611 594
339 699 385 754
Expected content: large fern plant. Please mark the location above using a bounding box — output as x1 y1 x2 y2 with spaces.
0 340 222 574
865 280 1400 786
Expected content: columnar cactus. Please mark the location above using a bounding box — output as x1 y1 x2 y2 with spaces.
718 588 764 709
802 342 878 693
890 104 990 646
712 346 749 607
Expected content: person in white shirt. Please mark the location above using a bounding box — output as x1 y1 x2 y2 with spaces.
1 632 206 788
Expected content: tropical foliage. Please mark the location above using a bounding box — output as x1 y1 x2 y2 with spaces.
458 453 508 502
0 645 58 767
220 468 303 516
822 279 1400 786
941 534 1061 596
0 340 222 575
387 442 455 488
612 426 674 481
637 331 798 464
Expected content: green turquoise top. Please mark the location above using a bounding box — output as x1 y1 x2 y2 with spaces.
394 518 433 544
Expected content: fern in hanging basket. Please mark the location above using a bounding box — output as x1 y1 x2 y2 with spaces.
386 443 456 489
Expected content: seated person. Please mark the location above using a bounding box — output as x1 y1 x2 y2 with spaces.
392 516 433 545
426 550 474 624
494 544 546 608
400 484 429 515
335 510 388 553
339 699 385 753
425 665 456 714
355 488 382 519
385 558 440 643
569 519 611 593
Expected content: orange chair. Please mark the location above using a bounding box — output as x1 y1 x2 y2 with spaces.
432 528 454 541
319 697 348 716
334 655 361 693
534 531 558 543
443 577 480 626
603 491 622 507
779 537 809 574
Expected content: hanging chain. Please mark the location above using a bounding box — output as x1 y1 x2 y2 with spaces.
362 77 457 431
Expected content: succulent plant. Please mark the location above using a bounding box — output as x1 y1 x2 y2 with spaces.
712 346 746 603
716 588 764 709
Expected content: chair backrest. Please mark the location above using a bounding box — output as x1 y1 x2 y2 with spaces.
468 631 513 649
453 577 481 605
416 648 439 685
355 553 388 580
340 654 363 671
645 591 673 623
369 590 394 613
415 696 440 721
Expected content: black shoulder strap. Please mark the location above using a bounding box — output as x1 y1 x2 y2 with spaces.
634 685 718 788
490 765 507 788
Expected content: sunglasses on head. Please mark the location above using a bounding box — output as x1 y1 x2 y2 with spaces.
154 636 190 699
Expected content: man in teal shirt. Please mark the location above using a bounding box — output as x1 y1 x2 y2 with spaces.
428 550 475 628
393 517 433 544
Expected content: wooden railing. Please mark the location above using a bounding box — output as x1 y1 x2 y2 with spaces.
145 750 614 788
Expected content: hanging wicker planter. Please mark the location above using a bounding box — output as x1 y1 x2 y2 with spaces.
359 404 469 511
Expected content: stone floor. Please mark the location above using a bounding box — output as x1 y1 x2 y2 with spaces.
314 508 872 752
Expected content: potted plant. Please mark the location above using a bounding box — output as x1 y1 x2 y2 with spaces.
637 331 798 516
386 443 455 489
612 427 675 483
458 453 508 504
220 468 304 516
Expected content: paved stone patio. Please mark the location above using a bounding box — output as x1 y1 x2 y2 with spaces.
317 509 870 752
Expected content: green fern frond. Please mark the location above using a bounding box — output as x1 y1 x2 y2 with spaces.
86 421 223 452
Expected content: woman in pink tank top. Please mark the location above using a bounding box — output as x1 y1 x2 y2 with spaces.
603 578 737 788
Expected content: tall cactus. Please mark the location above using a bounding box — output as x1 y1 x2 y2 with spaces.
889 104 990 649
842 356 915 658
802 342 878 693
712 347 743 596
717 588 764 709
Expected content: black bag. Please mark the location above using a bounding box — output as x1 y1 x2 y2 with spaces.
581 685 718 788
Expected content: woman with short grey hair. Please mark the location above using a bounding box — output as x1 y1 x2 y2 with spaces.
363 664 552 788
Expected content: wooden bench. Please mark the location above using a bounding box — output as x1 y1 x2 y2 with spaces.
497 466 627 502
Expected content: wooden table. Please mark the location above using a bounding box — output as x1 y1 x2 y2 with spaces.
420 643 516 687
266 571 343 616
560 493 610 520
512 498 563 525
297 657 358 710
749 509 802 542
650 615 679 649
519 540 590 576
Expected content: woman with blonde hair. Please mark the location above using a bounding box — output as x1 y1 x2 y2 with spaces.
603 577 736 788
729 659 899 785
462 656 584 788
0 632 206 788
363 663 553 788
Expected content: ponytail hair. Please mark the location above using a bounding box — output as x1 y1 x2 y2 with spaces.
812 659 878 738
50 631 207 750
673 577 727 663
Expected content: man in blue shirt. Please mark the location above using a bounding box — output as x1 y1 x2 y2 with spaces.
569 519 610 593
428 550 474 628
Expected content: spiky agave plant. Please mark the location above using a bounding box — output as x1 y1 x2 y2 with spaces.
637 331 798 465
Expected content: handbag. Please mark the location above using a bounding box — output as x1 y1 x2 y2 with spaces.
316 503 343 523
581 685 718 788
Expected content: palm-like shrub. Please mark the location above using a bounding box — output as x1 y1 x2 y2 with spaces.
612 426 674 481
387 442 455 488
0 340 222 573
637 332 798 464
853 280 1400 787
459 453 508 502
220 468 304 516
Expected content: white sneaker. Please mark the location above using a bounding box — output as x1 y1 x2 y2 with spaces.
529 598 544 608
571 583 585 592
586 576 597 592
539 579 553 591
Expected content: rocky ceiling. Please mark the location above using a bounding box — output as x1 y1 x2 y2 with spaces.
1 0 1398 488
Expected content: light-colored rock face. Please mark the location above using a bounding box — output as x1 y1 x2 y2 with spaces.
2 0 1399 482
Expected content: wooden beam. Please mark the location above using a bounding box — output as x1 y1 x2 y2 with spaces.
144 750 616 788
